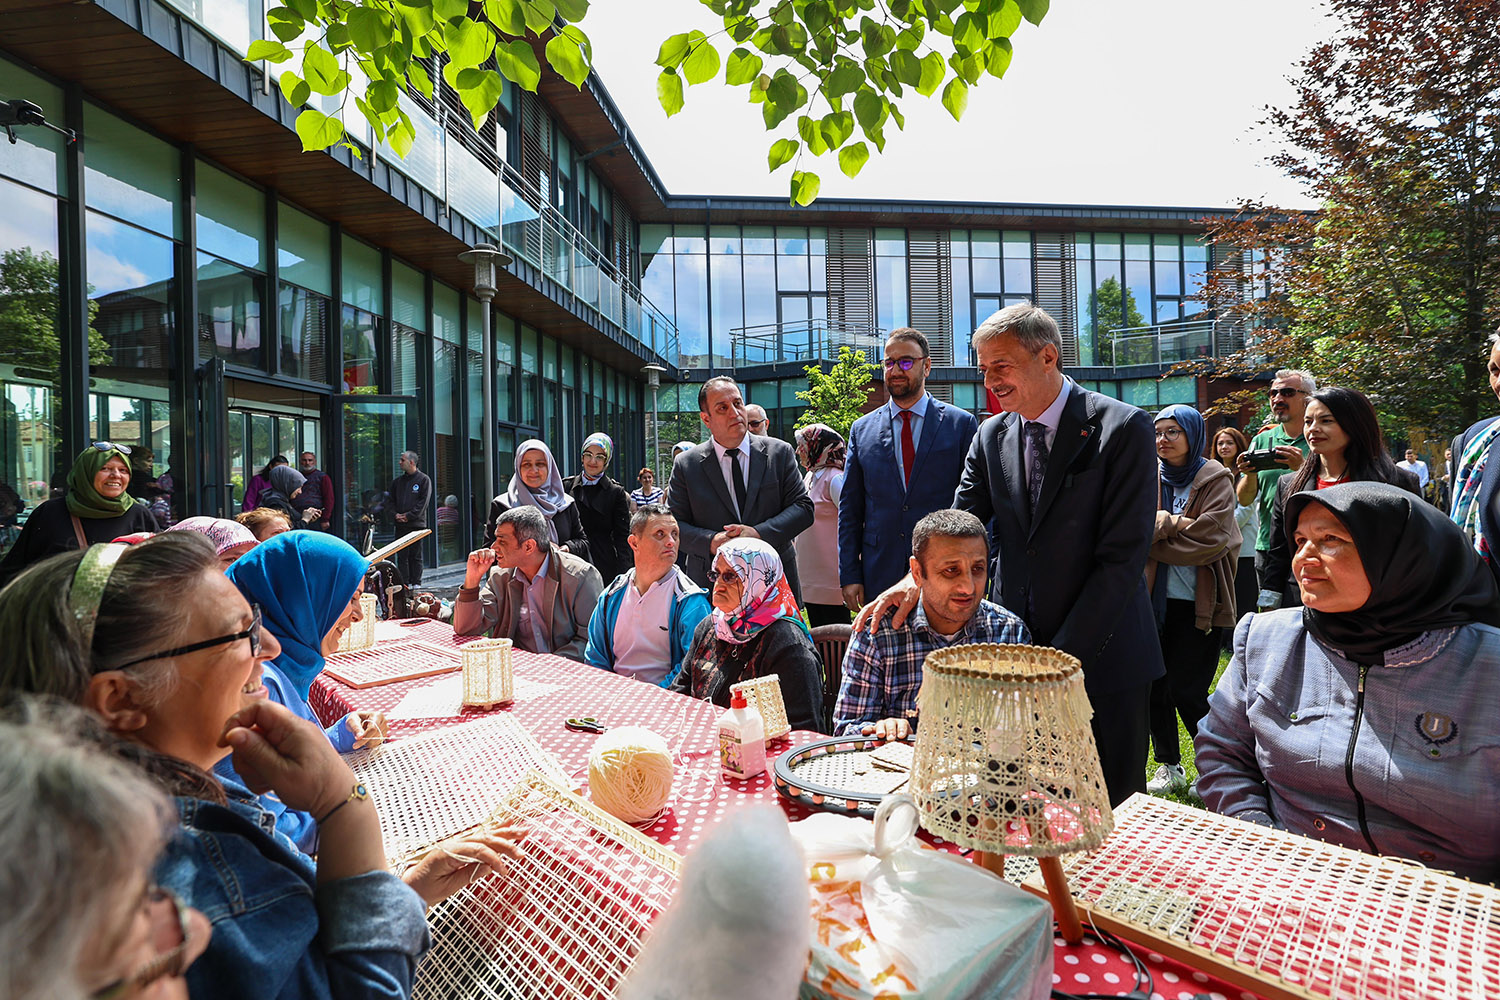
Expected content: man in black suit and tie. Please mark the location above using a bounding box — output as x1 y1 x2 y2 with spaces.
668 376 815 602
859 304 1164 805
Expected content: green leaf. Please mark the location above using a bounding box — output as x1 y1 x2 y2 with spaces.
444 18 495 68
890 48 920 86
798 115 829 155
553 0 588 20
838 141 868 178
284 0 315 20
455 67 505 128
303 44 351 96
246 39 293 63
386 114 416 158
338 141 364 159
522 0 556 33
804 1 831 34
408 60 434 99
483 0 525 35
767 137 798 171
657 68 684 116
295 108 344 151
434 0 468 21
941 76 968 121
266 7 304 42
762 98 791 128
916 51 945 96
952 11 983 53
767 70 798 108
395 0 435 36
820 110 853 147
365 78 397 113
852 88 882 129
725 48 762 86
326 23 353 53
990 0 1023 37
544 31 589 87
1016 0 1048 25
770 0 793 25
279 70 311 108
346 9 394 51
986 37 1012 78
790 169 820 207
495 38 541 89
656 32 691 69
682 33 719 85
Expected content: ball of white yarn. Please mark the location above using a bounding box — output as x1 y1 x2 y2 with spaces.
588 726 675 824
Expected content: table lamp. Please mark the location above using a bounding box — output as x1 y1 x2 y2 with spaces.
336 593 379 653
461 637 514 708
909 643 1114 943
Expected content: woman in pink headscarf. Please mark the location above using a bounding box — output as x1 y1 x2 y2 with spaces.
169 515 259 568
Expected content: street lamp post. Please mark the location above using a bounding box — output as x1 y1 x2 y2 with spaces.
641 363 666 480
458 243 512 513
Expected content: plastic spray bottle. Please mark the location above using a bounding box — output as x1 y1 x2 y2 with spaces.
717 689 766 779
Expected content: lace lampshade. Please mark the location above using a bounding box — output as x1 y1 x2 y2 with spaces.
461 637 514 709
335 593 379 653
910 642 1114 942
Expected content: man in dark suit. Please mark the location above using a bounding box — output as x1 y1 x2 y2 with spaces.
859 304 1164 805
1450 331 1500 585
668 377 815 602
839 328 979 611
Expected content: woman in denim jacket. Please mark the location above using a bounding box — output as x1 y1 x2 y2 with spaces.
1196 482 1500 881
0 532 523 999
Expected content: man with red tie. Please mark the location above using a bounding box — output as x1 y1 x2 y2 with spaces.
839 328 979 612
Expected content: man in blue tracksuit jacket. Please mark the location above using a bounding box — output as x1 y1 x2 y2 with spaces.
585 505 710 688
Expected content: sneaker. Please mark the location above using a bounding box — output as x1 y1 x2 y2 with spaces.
1147 763 1187 794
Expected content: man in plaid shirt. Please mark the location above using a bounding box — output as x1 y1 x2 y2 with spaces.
833 509 1031 738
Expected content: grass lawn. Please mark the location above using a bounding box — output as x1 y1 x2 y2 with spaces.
1146 646 1232 808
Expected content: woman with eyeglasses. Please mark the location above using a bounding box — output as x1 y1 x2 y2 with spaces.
670 537 825 732
0 698 212 1000
0 532 521 1000
563 432 632 584
0 443 161 590
222 531 390 852
1259 387 1420 613
1144 404 1241 797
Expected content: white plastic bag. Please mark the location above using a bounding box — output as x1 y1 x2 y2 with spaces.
790 795 1053 1000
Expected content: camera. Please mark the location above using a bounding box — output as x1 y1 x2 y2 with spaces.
1242 449 1284 472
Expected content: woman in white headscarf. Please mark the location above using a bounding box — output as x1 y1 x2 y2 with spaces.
483 440 590 559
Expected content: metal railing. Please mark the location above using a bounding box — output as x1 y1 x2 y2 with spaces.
731 320 886 368
1100 319 1226 370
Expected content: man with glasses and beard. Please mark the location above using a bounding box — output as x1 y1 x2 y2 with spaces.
1236 369 1315 610
839 328 979 611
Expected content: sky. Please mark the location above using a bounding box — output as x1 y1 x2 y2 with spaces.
584 0 1334 210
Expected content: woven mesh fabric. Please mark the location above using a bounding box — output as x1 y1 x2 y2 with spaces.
413 771 683 1000
729 673 791 739
323 641 461 688
345 715 568 864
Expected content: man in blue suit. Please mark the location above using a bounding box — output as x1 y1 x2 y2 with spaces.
838 328 979 612
1450 331 1500 586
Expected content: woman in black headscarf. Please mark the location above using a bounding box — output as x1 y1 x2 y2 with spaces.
1196 482 1500 881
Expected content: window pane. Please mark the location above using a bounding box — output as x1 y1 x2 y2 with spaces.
710 252 743 368
674 254 708 367
742 226 774 254
391 261 424 332
0 61 66 195
392 324 418 396
432 283 461 344
196 162 265 271
708 225 740 254
776 226 808 255
277 203 332 296
340 305 381 390
433 338 463 563
971 230 1000 258
1002 231 1031 259
83 105 181 239
776 244 808 292
1155 260 1182 296
971 257 1001 293
1153 233 1181 260
874 228 906 257
1004 258 1032 294
87 212 176 370
672 224 706 254
341 236 382 313
875 256 908 330
278 283 329 383
1124 232 1152 261
1122 378 1157 408
196 253 263 368
1157 376 1196 406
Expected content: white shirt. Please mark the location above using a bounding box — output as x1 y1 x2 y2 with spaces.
610 569 677 684
516 554 551 653
886 392 930 481
1022 377 1072 472
711 436 751 519
1398 459 1430 489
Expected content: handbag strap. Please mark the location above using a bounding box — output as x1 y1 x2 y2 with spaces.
71 514 89 550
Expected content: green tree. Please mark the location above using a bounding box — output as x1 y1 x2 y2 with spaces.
794 345 876 440
246 0 1051 204
0 247 110 378
1090 276 1145 367
1183 0 1500 438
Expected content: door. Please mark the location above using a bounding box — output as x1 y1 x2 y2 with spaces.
338 395 418 552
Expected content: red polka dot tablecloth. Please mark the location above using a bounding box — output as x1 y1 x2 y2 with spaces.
311 619 1264 1000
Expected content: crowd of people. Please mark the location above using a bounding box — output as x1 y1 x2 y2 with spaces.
3 304 1499 999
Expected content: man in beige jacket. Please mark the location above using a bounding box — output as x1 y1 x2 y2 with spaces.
454 505 603 661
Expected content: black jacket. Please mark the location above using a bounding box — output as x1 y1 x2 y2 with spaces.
484 494 590 562
563 474 631 584
0 497 160 588
388 471 432 527
672 616 825 733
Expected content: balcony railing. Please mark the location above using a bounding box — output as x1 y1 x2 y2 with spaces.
731 321 886 368
1100 319 1228 370
158 0 678 364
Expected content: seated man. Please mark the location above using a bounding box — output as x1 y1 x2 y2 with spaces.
454 505 603 660
585 504 711 687
833 509 1031 739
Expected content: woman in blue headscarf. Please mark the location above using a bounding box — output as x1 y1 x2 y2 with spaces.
223 531 388 850
1143 403 1242 796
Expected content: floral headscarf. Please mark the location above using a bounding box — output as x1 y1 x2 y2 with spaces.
711 537 808 645
794 423 846 474
504 440 574 541
169 516 258 558
579 432 614 486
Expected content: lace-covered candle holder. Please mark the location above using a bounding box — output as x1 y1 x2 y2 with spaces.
729 673 791 739
461 637 514 708
335 593 379 653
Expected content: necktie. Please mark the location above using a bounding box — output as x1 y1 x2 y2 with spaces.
728 446 748 517
1025 421 1049 514
900 410 915 487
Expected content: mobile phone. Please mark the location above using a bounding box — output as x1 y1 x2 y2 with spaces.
1243 449 1283 472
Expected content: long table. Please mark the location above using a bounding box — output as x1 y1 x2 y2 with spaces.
312 619 1262 1000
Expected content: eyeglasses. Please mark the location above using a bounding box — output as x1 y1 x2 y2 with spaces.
882 357 924 371
707 569 740 587
1268 387 1306 399
1154 427 1184 441
92 441 133 456
90 887 194 999
115 605 262 671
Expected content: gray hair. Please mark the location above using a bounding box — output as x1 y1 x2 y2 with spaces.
697 376 741 413
0 698 174 1000
1486 329 1500 352
401 450 420 464
1273 369 1317 393
972 302 1062 358
911 509 989 566
630 503 675 536
497 505 550 549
